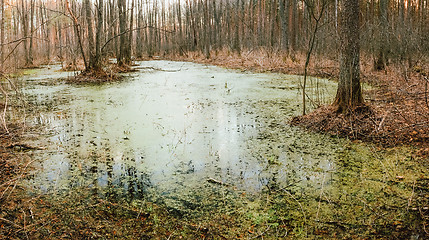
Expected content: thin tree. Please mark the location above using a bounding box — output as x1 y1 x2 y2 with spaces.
94 0 104 70
301 0 329 115
66 0 88 69
374 0 388 70
279 0 289 51
0 0 4 71
117 0 125 65
28 0 35 66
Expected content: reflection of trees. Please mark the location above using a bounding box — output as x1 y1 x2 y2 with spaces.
61 149 153 201
104 152 153 201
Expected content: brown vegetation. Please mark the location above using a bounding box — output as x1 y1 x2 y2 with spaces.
165 49 429 157
292 64 429 156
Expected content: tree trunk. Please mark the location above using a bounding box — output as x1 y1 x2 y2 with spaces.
233 0 240 53
42 3 51 62
269 0 276 48
128 0 134 61
0 0 4 70
203 0 210 58
333 0 363 113
28 0 34 66
279 0 289 51
178 0 184 54
136 0 144 58
374 0 388 70
117 0 129 66
291 0 297 51
84 0 95 70
21 0 29 66
108 0 116 57
94 0 103 70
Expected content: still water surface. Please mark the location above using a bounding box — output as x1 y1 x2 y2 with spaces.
23 61 341 206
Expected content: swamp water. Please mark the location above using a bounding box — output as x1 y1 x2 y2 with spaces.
19 61 426 237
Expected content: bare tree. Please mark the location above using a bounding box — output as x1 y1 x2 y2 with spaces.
333 0 363 112
84 0 95 70
279 0 289 51
374 0 388 70
117 0 130 66
302 0 329 115
0 0 4 71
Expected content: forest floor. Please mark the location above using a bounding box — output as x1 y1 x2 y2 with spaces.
166 49 429 157
0 51 428 239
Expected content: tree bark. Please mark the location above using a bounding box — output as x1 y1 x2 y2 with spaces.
233 0 240 53
0 0 4 70
94 0 103 70
84 0 95 70
291 0 297 51
117 0 129 66
374 0 388 70
333 0 364 112
28 0 34 66
128 0 134 61
279 0 289 51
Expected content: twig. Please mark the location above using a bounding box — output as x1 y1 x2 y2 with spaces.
22 209 29 240
0 83 8 132
250 225 271 239
407 180 416 211
0 217 23 229
377 114 387 132
424 76 428 110
281 188 307 230
1 158 36 200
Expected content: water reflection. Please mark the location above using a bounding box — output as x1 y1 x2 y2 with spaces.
24 61 339 203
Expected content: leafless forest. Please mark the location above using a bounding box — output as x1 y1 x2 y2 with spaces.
0 0 427 71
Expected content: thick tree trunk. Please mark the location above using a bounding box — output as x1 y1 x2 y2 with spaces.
84 0 95 70
333 0 363 113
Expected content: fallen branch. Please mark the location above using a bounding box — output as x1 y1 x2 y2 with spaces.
207 177 230 187
6 143 45 150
